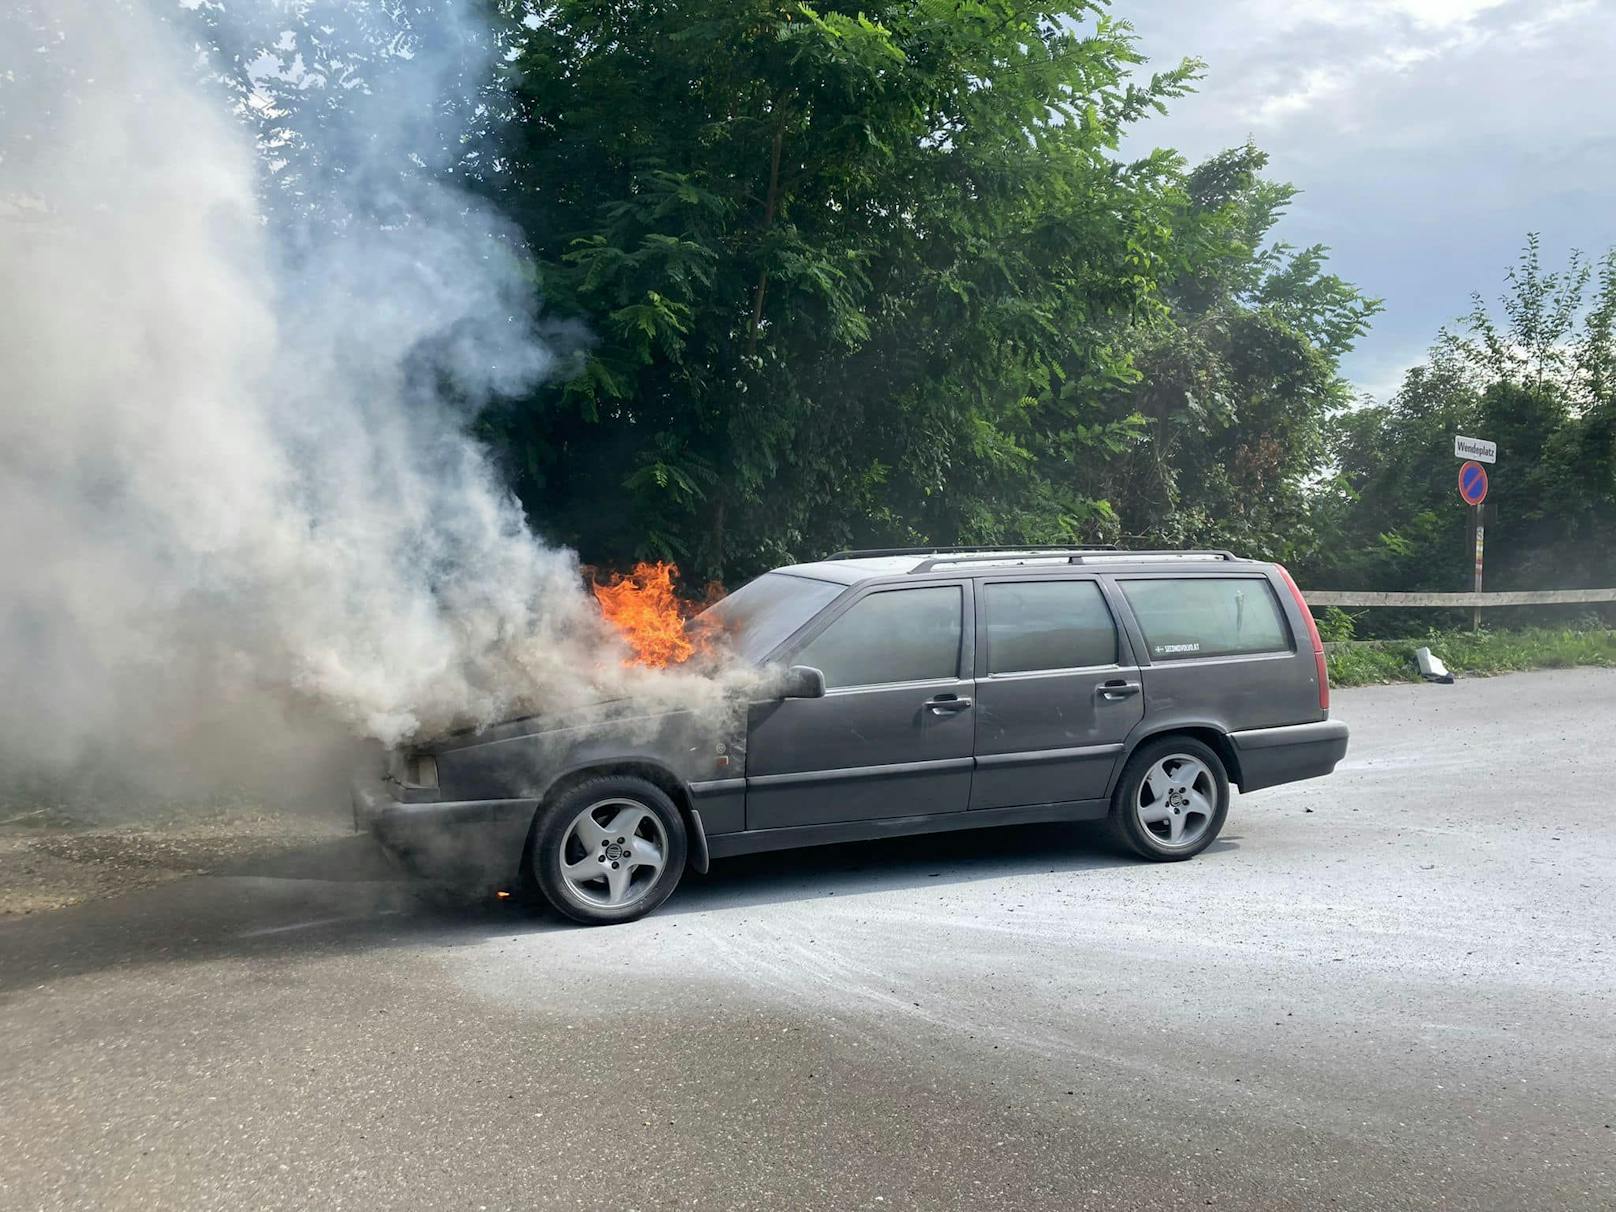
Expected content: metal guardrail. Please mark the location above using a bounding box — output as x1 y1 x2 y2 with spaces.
1302 589 1616 608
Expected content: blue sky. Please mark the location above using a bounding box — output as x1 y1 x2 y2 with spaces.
1120 0 1616 400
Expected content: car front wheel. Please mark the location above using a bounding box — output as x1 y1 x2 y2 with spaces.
530 775 688 925
1107 737 1229 861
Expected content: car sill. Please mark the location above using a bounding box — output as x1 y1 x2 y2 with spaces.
706 798 1108 860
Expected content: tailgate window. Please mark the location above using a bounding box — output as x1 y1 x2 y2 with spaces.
1120 578 1290 661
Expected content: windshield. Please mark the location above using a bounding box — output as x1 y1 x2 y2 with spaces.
697 572 844 663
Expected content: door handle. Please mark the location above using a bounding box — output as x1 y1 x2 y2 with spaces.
1098 679 1141 701
924 694 973 714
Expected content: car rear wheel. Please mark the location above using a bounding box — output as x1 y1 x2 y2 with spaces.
530 775 688 925
1107 737 1229 861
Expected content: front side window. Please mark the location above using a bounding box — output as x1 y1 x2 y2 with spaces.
1120 577 1291 661
795 586 962 689
985 580 1117 674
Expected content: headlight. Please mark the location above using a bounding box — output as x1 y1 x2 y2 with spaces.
404 753 438 789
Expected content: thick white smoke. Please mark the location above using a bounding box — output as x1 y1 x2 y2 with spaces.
0 1 741 806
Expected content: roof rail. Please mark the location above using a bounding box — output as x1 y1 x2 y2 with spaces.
909 548 1242 573
911 552 1099 572
1069 549 1238 563
824 544 1118 561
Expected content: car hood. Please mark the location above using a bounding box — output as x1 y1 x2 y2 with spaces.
418 696 708 755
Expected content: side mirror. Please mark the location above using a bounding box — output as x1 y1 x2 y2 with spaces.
781 665 827 699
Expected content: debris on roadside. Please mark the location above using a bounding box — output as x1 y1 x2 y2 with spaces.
1415 646 1455 683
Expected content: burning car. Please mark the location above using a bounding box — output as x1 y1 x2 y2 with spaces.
353 546 1348 925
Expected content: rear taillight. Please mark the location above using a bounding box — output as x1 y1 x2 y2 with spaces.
1275 563 1328 712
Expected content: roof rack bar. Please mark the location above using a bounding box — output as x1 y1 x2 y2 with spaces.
824 544 1118 560
1069 549 1238 563
911 552 1101 572
910 548 1243 573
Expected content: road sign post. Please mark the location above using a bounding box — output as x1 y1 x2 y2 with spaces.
1456 452 1491 632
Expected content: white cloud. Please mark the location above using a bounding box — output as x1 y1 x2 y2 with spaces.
1121 0 1616 393
1252 65 1350 127
1371 0 1510 30
1243 0 1509 33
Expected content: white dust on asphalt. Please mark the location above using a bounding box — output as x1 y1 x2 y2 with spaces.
445 669 1616 1154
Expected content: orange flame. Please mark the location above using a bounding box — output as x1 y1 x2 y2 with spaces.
591 561 713 669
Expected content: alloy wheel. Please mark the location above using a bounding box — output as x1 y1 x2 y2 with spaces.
558 798 668 909
1135 754 1217 849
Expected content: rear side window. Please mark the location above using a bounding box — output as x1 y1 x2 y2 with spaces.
1120 578 1291 661
795 586 962 688
985 581 1117 674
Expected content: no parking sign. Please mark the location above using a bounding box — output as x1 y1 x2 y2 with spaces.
1458 460 1488 506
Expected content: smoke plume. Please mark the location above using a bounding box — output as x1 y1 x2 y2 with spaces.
0 1 741 808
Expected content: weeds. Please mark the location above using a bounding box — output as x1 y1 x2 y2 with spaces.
1327 629 1616 687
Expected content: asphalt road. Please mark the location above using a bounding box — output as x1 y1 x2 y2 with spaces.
3 669 1613 1210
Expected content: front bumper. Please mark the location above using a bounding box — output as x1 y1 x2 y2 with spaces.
1229 719 1350 793
352 774 536 887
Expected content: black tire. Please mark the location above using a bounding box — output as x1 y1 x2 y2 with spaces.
530 774 688 926
1106 736 1230 861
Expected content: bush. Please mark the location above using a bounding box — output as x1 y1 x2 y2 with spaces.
1326 628 1616 687
1313 606 1356 643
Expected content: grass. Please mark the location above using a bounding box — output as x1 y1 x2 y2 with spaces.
1327 628 1616 687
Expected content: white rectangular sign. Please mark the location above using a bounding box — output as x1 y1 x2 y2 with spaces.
1455 435 1496 463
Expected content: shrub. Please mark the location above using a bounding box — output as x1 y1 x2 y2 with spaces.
1326 629 1616 687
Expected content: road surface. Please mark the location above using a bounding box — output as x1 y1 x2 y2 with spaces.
3 669 1613 1209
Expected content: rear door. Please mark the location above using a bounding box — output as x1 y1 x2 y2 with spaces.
745 581 976 829
969 576 1143 810
1114 573 1310 731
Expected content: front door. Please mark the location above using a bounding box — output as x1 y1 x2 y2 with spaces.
970 577 1143 810
745 582 975 830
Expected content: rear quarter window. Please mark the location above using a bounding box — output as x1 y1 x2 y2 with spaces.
1120 577 1291 661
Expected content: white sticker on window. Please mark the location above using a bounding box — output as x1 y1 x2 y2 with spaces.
1154 642 1201 655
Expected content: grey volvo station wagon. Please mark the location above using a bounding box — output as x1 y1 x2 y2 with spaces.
354 547 1348 925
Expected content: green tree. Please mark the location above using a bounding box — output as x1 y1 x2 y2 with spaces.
476 0 1198 580
185 1 1377 586
1310 236 1616 609
1076 144 1380 560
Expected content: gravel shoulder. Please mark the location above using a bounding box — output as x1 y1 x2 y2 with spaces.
0 810 347 916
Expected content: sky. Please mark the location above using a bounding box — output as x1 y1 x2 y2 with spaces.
1120 0 1616 401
